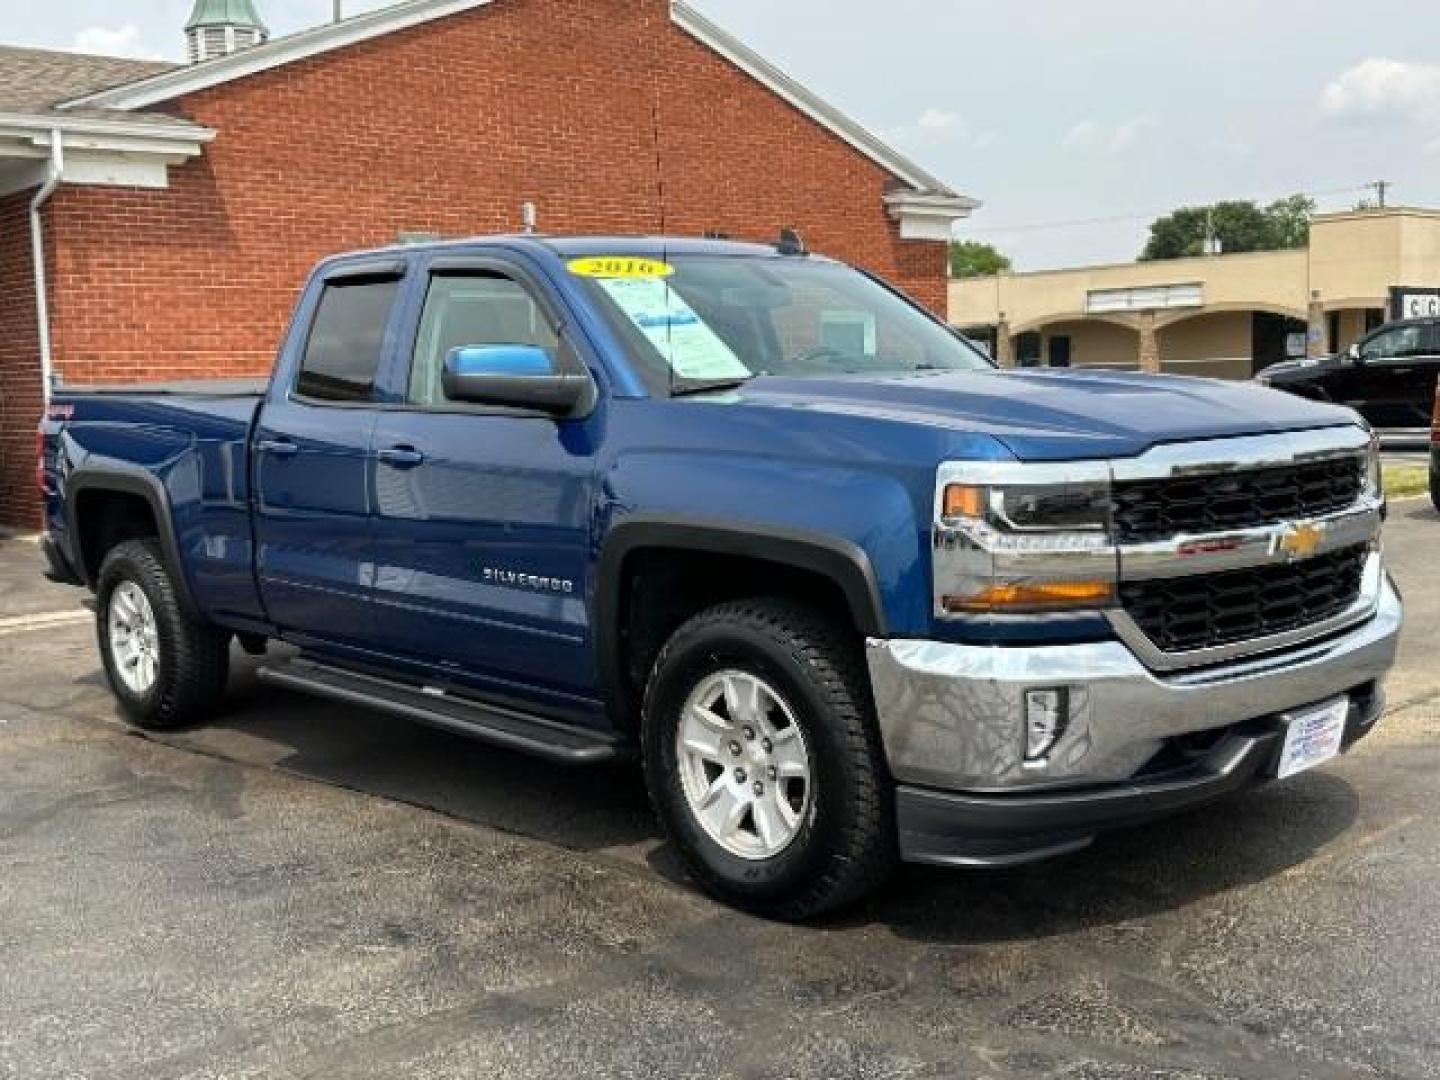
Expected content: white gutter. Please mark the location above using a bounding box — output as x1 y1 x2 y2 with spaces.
30 128 63 405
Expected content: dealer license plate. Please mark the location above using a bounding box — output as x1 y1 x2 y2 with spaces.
1276 697 1349 780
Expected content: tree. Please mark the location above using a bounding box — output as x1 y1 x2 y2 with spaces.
1266 194 1315 249
949 240 1011 278
1139 195 1315 261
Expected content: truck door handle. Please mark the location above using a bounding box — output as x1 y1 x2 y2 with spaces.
377 446 426 468
258 438 299 458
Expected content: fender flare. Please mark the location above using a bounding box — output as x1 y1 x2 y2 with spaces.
594 514 889 722
65 466 201 618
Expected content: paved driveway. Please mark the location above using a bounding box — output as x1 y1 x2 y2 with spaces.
2 499 1437 1079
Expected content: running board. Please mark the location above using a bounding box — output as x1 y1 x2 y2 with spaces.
257 658 631 766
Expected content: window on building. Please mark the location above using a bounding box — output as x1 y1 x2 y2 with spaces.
1086 283 1203 314
295 278 400 403
408 274 558 407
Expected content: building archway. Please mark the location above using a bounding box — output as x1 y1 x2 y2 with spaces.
1017 318 1141 370
1156 308 1307 378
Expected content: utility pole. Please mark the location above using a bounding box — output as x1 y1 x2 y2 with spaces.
1371 180 1391 209
1202 206 1222 255
333 1 343 22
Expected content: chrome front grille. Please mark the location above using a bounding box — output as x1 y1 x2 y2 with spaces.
1118 544 1368 654
1112 455 1364 544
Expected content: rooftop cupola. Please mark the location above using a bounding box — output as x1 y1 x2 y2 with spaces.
185 0 269 63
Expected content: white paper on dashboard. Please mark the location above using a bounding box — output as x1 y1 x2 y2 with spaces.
595 277 751 380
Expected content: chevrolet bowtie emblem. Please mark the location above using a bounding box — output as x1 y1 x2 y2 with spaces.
1273 522 1326 562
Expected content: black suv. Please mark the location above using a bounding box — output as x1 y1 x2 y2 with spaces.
1431 382 1439 511
1259 317 1440 434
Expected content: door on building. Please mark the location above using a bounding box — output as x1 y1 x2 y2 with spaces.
252 264 406 656
366 255 602 722
1047 335 1072 368
1251 312 1307 374
1015 332 1042 367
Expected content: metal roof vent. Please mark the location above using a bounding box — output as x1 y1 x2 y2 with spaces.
185 0 269 63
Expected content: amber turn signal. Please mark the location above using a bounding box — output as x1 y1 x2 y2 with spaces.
942 580 1115 613
942 484 986 519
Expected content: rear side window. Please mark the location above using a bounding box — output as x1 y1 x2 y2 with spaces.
296 278 400 402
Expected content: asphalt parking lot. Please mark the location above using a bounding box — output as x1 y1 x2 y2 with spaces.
2 499 1437 1080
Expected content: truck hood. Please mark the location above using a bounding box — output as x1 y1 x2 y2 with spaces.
727 368 1361 461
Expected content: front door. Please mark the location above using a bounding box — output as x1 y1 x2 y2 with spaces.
252 266 405 655
367 258 603 723
1352 322 1433 428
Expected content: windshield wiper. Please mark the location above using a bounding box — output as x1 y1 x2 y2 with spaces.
669 375 756 398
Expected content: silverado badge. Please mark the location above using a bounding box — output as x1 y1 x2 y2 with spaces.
1272 522 1326 562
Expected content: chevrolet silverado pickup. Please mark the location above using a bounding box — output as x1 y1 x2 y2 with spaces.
39 236 1402 918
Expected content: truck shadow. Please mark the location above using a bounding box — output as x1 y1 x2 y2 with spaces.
162 653 662 856
164 648 1364 939
854 771 1360 944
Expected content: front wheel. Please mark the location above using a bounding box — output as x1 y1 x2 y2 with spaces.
642 599 895 919
96 540 230 731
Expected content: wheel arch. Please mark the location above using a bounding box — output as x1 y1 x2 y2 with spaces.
67 467 200 618
595 515 888 729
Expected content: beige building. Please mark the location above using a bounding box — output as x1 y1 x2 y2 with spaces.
949 207 1440 379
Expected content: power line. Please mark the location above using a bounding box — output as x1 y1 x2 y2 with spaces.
964 184 1373 237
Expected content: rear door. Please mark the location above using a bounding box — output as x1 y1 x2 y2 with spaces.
252 260 406 654
1407 322 1440 429
366 254 604 722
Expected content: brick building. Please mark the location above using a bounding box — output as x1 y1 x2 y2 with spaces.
0 0 975 528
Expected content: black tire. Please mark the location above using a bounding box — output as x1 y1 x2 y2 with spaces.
641 598 895 919
95 539 230 731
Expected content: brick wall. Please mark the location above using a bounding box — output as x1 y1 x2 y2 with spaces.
1 0 949 526
45 0 946 388
0 190 41 529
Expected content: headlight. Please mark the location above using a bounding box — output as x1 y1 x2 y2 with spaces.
1363 431 1383 501
933 463 1118 616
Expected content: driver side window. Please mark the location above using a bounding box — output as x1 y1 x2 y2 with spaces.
1362 325 1425 363
408 273 559 408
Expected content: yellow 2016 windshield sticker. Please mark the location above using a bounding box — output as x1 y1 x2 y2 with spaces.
567 256 675 280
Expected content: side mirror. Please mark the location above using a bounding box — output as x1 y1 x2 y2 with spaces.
441 345 591 416
1347 343 1364 364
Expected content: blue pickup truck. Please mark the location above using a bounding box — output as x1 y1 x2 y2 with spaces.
39 236 1402 917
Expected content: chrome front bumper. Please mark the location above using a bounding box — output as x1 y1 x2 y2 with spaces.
866 565 1402 794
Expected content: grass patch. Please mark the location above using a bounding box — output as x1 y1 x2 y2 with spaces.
1383 463 1431 500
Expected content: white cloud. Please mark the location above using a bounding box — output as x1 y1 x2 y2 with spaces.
1206 135 1254 157
1109 115 1155 151
1063 116 1154 152
1063 120 1098 148
1319 57 1440 128
916 107 959 132
887 107 996 151
70 24 161 60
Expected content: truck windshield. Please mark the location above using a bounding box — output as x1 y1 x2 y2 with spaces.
570 254 993 394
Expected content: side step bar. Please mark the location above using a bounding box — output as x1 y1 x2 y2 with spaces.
257 658 631 766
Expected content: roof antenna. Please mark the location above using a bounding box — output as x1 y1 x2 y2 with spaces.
520 201 537 234
777 227 808 256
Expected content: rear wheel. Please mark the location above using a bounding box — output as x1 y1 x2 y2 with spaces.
642 599 895 919
96 540 230 731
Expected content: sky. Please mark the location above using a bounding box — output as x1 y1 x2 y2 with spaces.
12 1 1440 270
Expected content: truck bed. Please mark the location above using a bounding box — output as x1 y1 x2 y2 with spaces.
43 380 269 629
